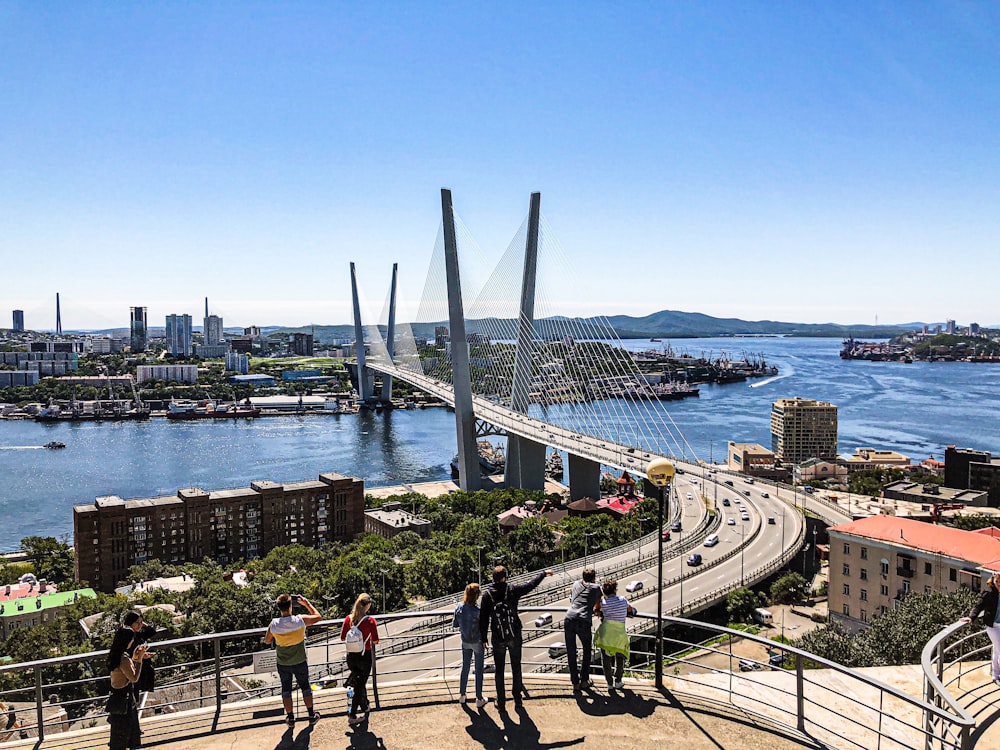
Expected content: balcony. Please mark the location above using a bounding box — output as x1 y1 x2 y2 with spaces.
896 567 916 578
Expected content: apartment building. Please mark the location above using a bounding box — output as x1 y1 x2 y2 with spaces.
726 442 787 480
770 397 838 463
365 501 432 539
74 472 365 592
828 516 1000 633
136 365 199 384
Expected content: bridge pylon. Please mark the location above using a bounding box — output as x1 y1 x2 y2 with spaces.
442 189 483 491
379 262 398 404
506 192 547 491
350 262 375 402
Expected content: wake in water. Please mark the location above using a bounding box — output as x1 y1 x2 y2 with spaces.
0 446 44 450
749 363 794 389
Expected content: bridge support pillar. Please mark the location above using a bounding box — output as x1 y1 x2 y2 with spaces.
506 436 546 491
568 453 601 501
441 189 482 491
350 262 374 402
380 263 398 404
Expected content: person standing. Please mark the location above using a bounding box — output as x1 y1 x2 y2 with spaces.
595 579 636 691
340 593 379 727
265 594 323 728
564 568 602 693
107 619 149 750
963 573 1000 685
453 583 488 707
479 566 554 711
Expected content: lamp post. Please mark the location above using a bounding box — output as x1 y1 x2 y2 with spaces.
646 457 675 690
475 545 485 585
638 516 652 559
584 531 597 570
379 568 389 613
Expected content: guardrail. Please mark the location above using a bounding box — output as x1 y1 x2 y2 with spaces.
0 603 967 750
920 620 981 750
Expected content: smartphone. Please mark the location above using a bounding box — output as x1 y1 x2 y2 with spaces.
291 594 301 603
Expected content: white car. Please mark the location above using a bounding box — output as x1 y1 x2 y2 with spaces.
534 613 553 627
704 534 719 547
686 492 693 499
625 580 644 593
727 517 736 525
548 642 567 659
741 512 750 521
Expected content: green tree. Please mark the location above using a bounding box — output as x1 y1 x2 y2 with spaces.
20 536 75 583
503 516 556 573
951 514 1000 532
769 572 808 605
727 587 768 623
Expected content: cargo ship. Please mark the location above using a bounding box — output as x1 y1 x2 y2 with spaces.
166 400 261 420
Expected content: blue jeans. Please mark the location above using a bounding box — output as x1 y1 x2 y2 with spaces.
277 660 312 700
460 641 484 697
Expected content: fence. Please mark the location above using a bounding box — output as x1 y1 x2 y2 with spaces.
0 605 968 750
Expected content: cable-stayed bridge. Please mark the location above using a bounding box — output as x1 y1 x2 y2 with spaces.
349 189 701 495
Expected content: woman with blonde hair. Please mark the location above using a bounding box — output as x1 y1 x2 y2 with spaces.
452 582 487 707
340 593 379 727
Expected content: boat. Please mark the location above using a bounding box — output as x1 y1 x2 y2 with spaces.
451 440 506 478
167 400 261 420
43 441 66 449
545 451 564 480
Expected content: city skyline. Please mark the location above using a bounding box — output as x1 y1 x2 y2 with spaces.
3 4 999 328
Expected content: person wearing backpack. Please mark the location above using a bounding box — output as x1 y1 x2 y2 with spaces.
479 566 554 711
265 594 323 728
340 593 379 727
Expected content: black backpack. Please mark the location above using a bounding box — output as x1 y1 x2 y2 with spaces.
490 587 517 643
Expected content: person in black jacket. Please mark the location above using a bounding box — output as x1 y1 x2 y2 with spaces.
963 573 1000 685
479 566 553 711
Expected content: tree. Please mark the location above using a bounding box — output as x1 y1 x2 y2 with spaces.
951 514 1000 532
503 516 556 574
727 587 767 623
770 572 808 605
20 536 75 583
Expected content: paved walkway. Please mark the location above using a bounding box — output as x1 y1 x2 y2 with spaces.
6 676 821 750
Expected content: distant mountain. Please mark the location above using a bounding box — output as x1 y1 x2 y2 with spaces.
269 311 908 342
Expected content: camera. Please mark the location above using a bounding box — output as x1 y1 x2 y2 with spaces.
291 594 301 603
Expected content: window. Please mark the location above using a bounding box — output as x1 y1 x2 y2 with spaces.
902 580 911 593
860 547 868 560
860 568 868 581
924 586 932 594
880 584 889 596
843 564 850 576
860 589 868 601
843 604 850 616
861 609 868 622
880 560 889 576
843 543 851 555
949 569 957 582
842 584 850 596
924 562 932 576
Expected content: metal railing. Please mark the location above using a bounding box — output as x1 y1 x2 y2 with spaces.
921 620 982 750
0 605 968 750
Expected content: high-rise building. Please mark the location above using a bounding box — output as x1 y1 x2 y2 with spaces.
204 315 224 346
55 293 62 336
225 351 250 374
11 310 24 333
946 319 956 335
291 332 314 356
770 397 838 463
165 314 193 357
129 307 148 352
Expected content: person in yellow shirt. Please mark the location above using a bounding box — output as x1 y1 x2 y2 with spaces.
265 594 323 727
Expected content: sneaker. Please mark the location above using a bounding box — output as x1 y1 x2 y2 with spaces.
285 713 295 727
606 681 615 689
309 711 321 726
614 680 625 689
459 694 467 705
475 697 488 708
348 714 365 727
993 677 1000 687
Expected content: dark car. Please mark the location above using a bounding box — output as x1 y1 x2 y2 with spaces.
671 521 682 532
686 553 702 566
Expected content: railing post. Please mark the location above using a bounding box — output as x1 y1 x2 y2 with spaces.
371 643 380 710
795 654 805 733
214 637 222 713
34 665 44 742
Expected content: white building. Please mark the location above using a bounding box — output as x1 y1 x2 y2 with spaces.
136 365 199 384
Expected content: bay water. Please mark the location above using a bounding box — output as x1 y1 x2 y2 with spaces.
1 337 997 549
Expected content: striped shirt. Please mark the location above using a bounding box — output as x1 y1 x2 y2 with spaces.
268 615 307 666
601 595 630 623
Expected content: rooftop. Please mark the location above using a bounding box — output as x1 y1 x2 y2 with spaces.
829 515 1000 569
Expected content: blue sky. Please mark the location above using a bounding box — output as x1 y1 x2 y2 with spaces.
2 2 998 330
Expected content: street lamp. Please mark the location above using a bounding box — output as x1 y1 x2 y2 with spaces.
379 568 389 613
646 457 675 690
475 544 485 585
584 531 598 570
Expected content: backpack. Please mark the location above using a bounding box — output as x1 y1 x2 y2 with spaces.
490 588 517 644
345 615 370 653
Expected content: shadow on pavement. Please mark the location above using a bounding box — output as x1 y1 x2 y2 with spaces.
462 703 584 750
